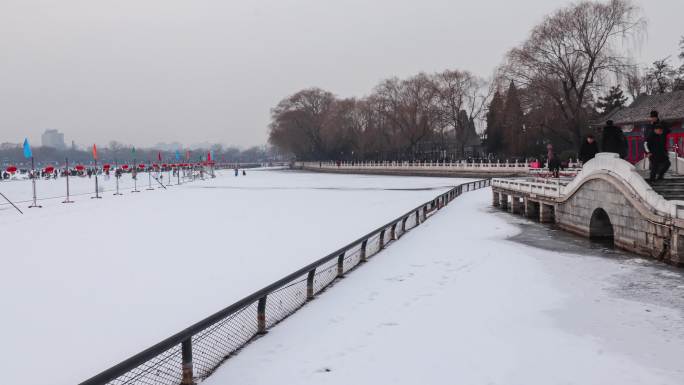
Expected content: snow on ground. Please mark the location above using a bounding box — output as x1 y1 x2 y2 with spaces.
204 188 684 385
0 170 468 385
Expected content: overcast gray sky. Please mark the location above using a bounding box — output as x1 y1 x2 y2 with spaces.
1 0 682 148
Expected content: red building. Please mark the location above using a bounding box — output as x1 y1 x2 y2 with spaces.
602 90 684 164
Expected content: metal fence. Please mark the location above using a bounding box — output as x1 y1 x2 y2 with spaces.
79 178 492 385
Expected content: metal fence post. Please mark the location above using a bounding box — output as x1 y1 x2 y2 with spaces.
306 269 316 300
401 217 407 233
257 296 267 335
360 240 367 262
415 209 421 224
390 223 397 240
181 338 194 385
423 205 427 220
337 252 345 278
379 229 386 249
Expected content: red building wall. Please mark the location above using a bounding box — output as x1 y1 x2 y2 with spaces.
623 121 684 164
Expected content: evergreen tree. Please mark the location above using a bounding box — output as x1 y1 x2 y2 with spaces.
485 91 505 155
596 85 628 115
502 81 525 157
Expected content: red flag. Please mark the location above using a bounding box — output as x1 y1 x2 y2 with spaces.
207 151 212 162
92 144 98 160
186 151 191 161
157 152 162 161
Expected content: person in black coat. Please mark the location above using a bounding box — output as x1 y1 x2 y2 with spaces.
601 120 626 158
645 123 671 182
644 110 663 139
579 134 599 164
546 144 561 178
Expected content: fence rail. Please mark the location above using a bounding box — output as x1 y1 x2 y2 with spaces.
79 178 492 385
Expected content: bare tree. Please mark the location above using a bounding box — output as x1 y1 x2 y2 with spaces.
434 70 491 156
373 74 441 158
644 57 676 94
268 88 336 160
623 64 644 99
503 0 645 148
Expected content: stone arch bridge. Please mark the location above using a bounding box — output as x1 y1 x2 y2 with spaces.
492 153 684 266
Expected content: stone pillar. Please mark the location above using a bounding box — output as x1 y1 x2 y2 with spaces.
670 229 684 267
510 196 523 215
493 191 500 207
524 198 539 219
500 193 509 210
540 203 555 223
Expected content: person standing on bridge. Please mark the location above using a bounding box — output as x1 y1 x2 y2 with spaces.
601 120 626 158
645 110 664 139
645 123 672 183
579 134 599 164
547 144 561 178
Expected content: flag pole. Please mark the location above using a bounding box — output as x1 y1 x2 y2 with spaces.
132 158 140 193
62 157 74 203
114 160 122 196
147 161 154 190
28 156 41 208
92 157 101 199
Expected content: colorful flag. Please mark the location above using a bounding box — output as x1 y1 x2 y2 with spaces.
175 149 181 161
157 152 162 161
132 146 136 155
186 150 191 161
23 138 32 159
92 144 98 160
207 151 212 162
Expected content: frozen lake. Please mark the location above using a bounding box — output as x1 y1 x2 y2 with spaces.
0 170 466 385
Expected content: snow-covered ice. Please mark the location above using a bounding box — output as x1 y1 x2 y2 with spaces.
203 187 684 385
0 170 464 385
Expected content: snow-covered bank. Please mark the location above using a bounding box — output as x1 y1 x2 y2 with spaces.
0 171 469 385
204 188 684 385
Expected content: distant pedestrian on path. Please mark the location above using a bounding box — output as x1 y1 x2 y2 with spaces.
645 123 671 183
579 135 599 164
547 144 561 178
601 120 626 158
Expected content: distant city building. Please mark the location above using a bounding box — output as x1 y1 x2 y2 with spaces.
41 129 66 150
0 142 20 150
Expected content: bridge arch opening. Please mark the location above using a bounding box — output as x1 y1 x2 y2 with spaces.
589 208 614 245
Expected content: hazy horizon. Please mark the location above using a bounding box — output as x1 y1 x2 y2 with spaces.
1 0 682 148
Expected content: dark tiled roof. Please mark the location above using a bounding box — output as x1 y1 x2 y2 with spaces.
604 90 684 125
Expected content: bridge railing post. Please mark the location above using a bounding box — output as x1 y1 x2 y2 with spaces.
306 269 316 300
181 338 194 385
337 252 345 278
360 240 367 263
257 296 267 335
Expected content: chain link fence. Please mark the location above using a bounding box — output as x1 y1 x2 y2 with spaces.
79 179 491 385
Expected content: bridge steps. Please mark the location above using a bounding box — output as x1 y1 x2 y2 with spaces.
643 174 684 201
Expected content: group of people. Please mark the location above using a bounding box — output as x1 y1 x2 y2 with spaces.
576 110 670 183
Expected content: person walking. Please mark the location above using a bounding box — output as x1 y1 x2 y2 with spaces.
644 123 671 183
601 120 626 158
579 135 599 164
645 110 663 139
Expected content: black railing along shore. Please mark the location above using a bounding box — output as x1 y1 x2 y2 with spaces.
79 179 492 385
